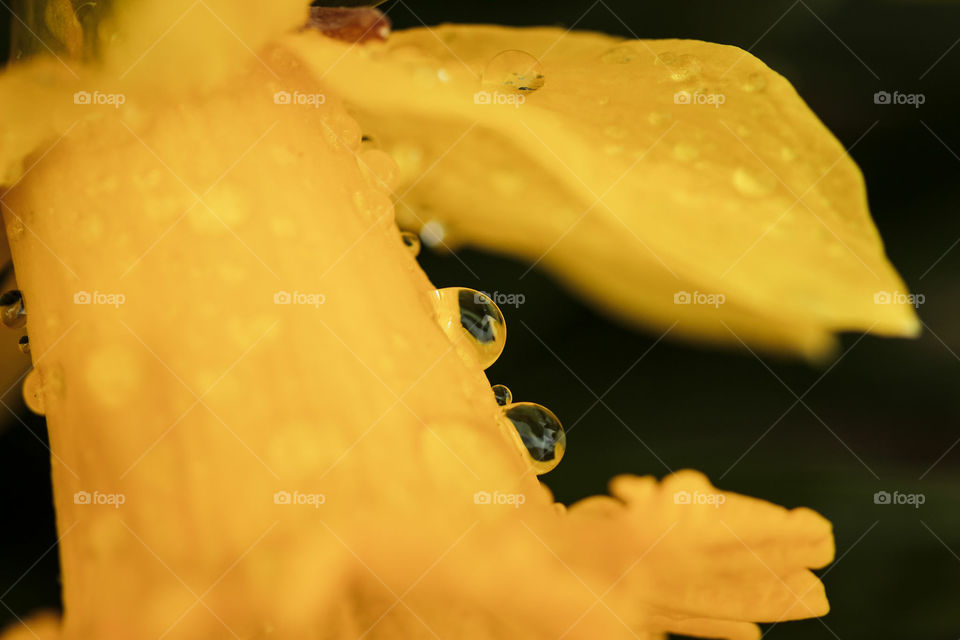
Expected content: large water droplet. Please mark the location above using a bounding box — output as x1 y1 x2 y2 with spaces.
23 369 44 415
502 402 566 474
492 384 512 406
400 230 421 256
482 50 545 93
433 288 506 369
1 290 26 329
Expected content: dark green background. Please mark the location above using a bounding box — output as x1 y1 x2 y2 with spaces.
2 0 958 638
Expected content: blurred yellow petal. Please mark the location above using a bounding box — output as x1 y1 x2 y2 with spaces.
0 5 837 638
288 25 919 357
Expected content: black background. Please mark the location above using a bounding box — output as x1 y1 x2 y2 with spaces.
2 1 959 638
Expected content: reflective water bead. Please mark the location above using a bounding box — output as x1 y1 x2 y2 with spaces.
432 288 506 369
502 402 566 474
1 290 26 329
482 50 545 93
492 384 512 406
400 230 421 256
23 369 44 415
18 335 29 354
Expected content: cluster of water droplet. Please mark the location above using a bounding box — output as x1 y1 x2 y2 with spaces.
1 288 41 413
1 289 30 355
422 274 565 474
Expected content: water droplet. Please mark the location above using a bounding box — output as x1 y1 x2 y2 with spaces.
23 369 44 415
1 290 26 329
502 402 565 474
420 220 447 249
667 54 701 82
492 384 512 406
482 50 545 93
7 219 24 240
358 149 400 192
733 167 776 197
432 288 506 370
742 72 767 93
400 230 421 256
18 335 29 354
601 44 639 64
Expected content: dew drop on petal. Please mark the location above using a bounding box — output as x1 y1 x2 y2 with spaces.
502 402 566 474
1 290 26 329
432 288 506 370
601 44 639 64
742 72 767 93
733 167 776 197
420 219 447 249
18 335 29 354
481 50 545 93
400 230 421 256
23 369 44 415
492 384 512 406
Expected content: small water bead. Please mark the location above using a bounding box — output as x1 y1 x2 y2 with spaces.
492 384 512 406
733 167 776 197
481 50 545 93
502 402 566 474
23 369 44 415
1 290 26 329
400 230 421 256
420 219 448 249
601 44 640 64
432 288 506 370
742 72 767 93
18 335 29 354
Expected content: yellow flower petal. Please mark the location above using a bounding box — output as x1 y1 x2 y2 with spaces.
288 25 920 357
557 470 833 638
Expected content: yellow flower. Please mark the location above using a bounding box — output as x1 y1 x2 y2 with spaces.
1 0 908 637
